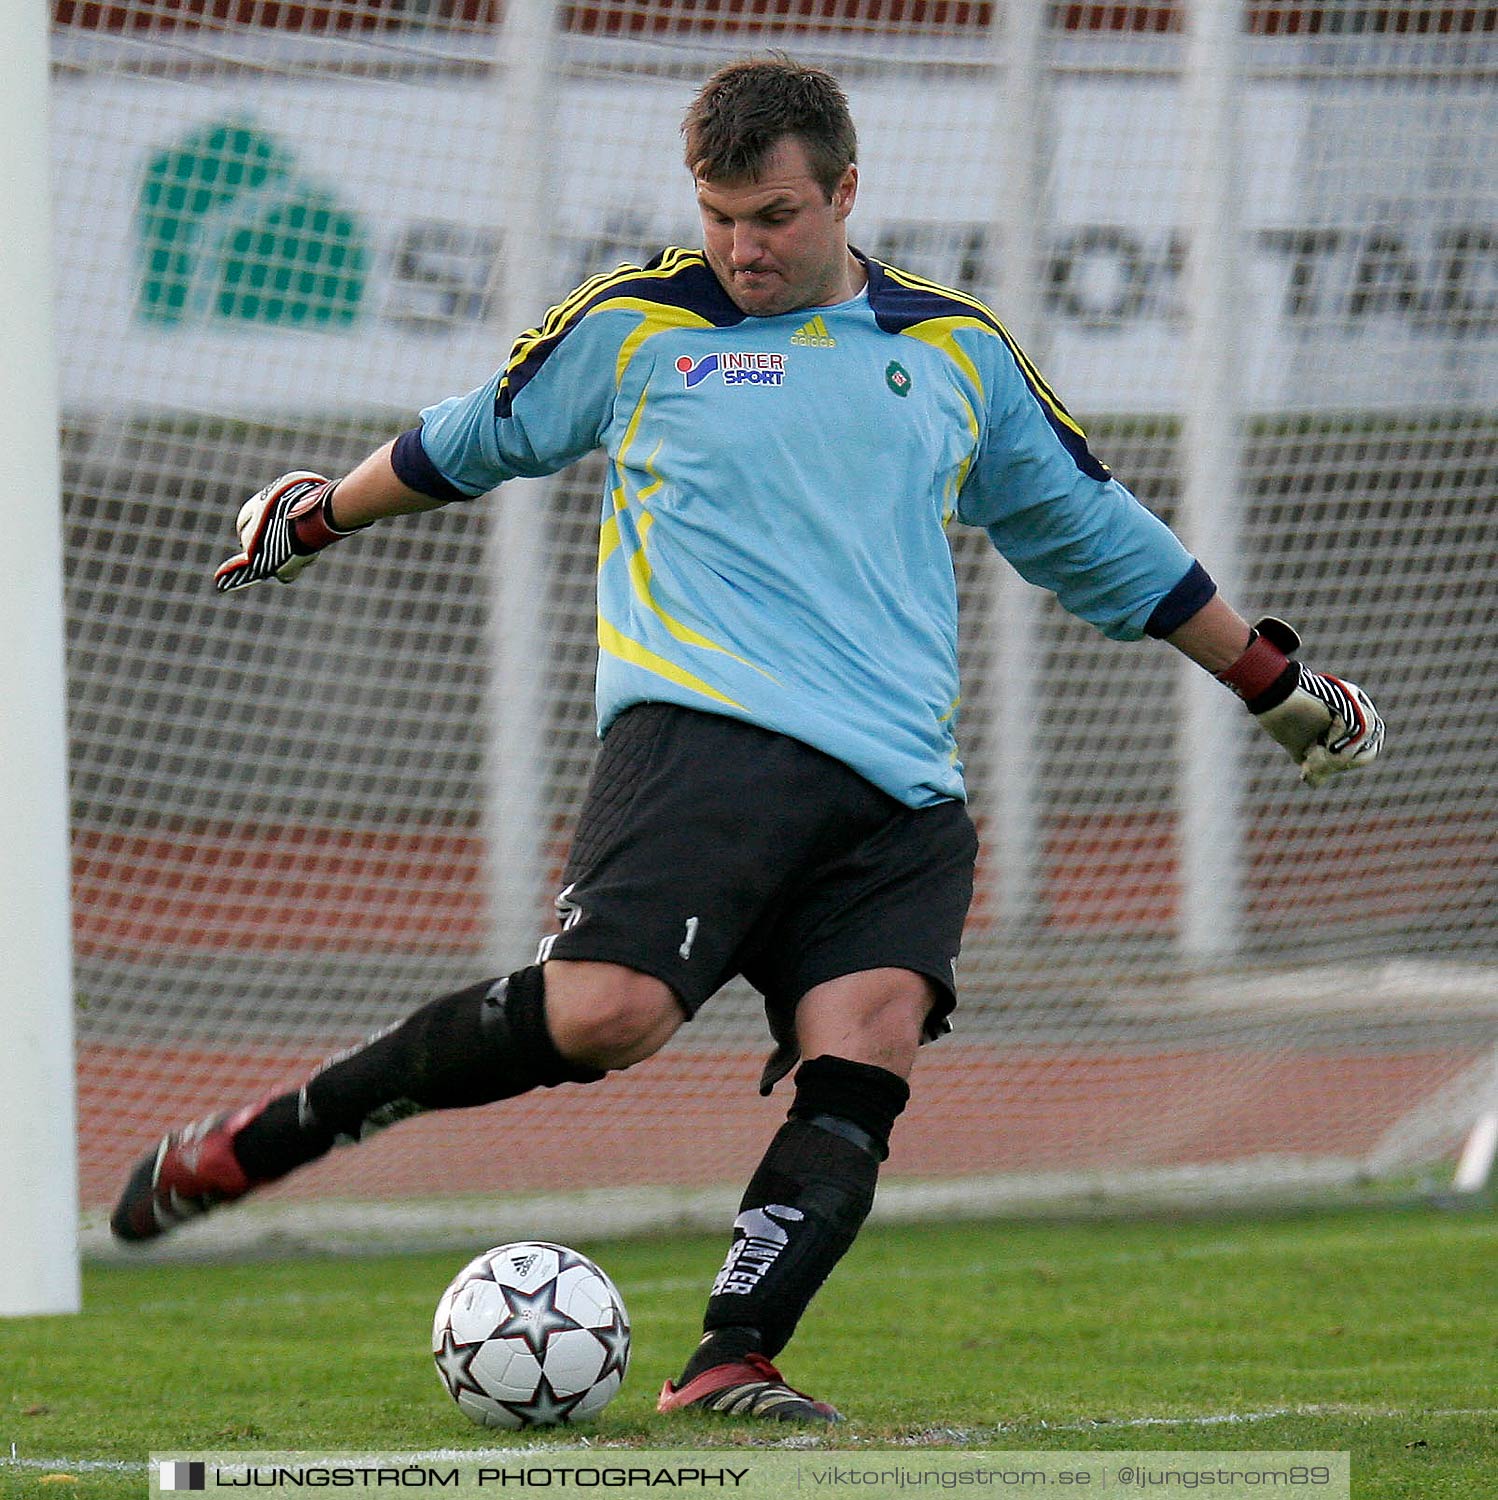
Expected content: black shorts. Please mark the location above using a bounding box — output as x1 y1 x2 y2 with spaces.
541 704 978 1090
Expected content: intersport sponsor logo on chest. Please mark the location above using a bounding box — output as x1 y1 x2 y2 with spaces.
676 352 787 389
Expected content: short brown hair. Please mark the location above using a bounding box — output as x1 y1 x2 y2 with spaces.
682 54 857 201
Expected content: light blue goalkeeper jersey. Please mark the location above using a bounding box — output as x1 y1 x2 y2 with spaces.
392 247 1214 808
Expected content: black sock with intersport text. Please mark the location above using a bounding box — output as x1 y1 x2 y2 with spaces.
679 1055 910 1383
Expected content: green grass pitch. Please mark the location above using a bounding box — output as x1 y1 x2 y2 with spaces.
2 1203 1493 1498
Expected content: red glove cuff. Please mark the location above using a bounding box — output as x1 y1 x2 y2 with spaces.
1216 630 1293 705
287 482 359 555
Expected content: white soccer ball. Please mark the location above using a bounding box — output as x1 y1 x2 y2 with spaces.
432 1241 630 1429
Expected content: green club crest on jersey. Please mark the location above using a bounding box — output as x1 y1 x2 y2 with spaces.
885 360 912 397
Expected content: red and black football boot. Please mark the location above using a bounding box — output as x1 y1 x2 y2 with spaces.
110 1103 267 1243
657 1352 841 1423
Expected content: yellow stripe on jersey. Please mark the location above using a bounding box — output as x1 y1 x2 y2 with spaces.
636 437 666 508
598 511 622 568
627 512 777 681
895 315 982 517
601 388 779 684
503 269 619 382
938 696 962 762
896 316 986 418
596 615 748 712
502 249 705 389
535 248 698 348
600 296 716 386
628 511 730 656
597 384 654 568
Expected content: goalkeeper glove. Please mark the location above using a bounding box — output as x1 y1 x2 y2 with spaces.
214 471 364 593
1217 617 1385 788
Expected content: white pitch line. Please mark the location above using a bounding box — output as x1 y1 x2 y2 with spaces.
3 1456 146 1473
0 1442 607 1474
1039 1406 1498 1430
1045 1411 1296 1429
946 1221 1498 1283
12 1411 1497 1474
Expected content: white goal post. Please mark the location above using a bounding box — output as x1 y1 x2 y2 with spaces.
32 0 1498 1259
0 0 80 1314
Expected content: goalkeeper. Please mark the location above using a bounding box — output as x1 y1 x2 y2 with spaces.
111 56 1384 1423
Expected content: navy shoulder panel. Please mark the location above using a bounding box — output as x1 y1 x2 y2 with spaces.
497 248 745 417
862 251 1003 337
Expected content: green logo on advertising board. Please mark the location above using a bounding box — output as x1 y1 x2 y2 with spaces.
137 120 368 327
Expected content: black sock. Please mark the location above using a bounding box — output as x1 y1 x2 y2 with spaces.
679 1057 910 1382
232 966 600 1182
231 1090 333 1181
678 1325 763 1385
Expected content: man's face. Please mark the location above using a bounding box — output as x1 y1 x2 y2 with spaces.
695 135 858 318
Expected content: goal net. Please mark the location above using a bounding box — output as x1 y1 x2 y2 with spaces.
48 0 1497 1248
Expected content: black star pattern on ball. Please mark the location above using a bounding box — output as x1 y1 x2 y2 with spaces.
589 1304 630 1383
493 1280 585 1361
498 1373 589 1428
433 1326 488 1400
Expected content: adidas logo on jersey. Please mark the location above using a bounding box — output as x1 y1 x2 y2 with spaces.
790 315 836 348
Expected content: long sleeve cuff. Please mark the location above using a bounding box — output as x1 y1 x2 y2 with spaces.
390 426 477 504
1143 560 1217 639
